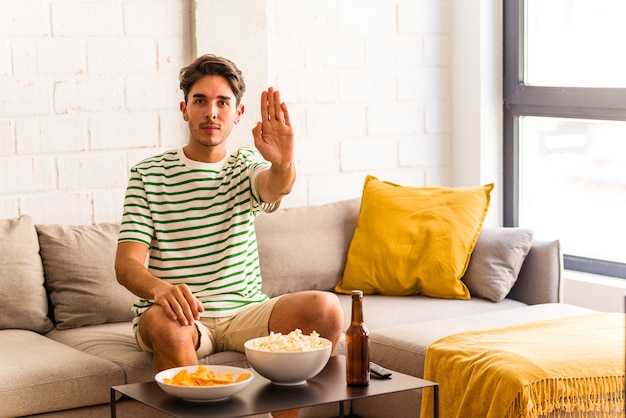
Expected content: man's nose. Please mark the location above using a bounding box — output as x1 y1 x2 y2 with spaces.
206 105 217 119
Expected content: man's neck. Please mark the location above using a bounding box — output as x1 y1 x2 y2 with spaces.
182 143 227 163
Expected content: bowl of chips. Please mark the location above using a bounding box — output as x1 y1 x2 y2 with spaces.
155 364 253 402
244 329 332 386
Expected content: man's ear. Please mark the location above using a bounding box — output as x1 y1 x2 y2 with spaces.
180 101 188 121
235 104 245 125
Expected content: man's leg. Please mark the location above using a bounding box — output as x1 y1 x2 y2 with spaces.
269 291 345 418
137 305 200 372
268 290 345 351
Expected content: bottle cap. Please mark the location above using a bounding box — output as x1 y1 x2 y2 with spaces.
352 290 363 297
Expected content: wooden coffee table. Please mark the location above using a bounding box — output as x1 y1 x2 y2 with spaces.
111 355 438 418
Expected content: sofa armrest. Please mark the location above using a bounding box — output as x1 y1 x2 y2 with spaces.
507 239 563 305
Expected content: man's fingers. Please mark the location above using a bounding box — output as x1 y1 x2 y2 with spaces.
252 122 263 143
160 284 199 326
267 87 276 120
271 90 282 121
160 301 178 322
281 102 290 126
179 285 201 323
261 88 287 123
260 90 269 120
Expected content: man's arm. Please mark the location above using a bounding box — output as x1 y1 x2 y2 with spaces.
256 162 296 203
115 241 203 325
252 87 296 203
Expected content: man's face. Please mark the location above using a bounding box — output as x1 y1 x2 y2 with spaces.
180 75 244 153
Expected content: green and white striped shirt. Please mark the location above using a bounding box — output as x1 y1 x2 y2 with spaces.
118 147 278 319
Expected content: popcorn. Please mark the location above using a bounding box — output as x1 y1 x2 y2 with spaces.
249 329 325 352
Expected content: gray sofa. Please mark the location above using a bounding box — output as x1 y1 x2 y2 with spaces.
0 198 593 418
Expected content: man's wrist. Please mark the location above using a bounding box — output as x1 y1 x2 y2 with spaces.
271 161 294 171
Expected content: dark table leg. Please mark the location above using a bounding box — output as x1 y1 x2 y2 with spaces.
110 387 117 418
433 384 439 418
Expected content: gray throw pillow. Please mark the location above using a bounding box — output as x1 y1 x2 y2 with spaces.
461 227 534 302
36 223 136 329
0 216 54 333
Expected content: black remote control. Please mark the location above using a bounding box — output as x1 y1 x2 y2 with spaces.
370 362 392 379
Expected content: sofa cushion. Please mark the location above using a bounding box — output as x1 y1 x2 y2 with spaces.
0 329 124 417
0 216 53 333
462 227 534 302
256 198 360 297
336 176 493 298
36 223 136 329
46 322 250 386
367 303 597 379
335 293 528 333
46 322 155 384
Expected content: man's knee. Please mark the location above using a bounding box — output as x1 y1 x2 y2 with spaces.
273 291 343 331
311 291 343 321
139 306 198 349
278 291 340 314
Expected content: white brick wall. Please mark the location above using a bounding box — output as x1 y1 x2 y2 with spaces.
0 0 451 225
266 0 452 205
0 0 193 224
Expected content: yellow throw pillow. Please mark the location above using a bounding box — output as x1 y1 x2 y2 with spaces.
335 176 494 299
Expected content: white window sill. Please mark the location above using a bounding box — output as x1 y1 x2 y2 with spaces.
563 270 626 313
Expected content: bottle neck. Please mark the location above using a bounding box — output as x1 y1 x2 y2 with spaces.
351 295 364 325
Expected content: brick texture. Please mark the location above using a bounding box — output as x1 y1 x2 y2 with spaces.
0 0 451 224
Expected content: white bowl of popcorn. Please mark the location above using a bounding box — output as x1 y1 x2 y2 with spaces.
244 329 332 386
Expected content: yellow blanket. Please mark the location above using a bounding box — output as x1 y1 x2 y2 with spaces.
420 313 625 418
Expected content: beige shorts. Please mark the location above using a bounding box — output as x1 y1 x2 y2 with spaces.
134 296 283 358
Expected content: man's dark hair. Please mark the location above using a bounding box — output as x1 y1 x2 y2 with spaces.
179 54 246 105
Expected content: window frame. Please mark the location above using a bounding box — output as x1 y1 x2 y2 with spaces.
503 0 626 279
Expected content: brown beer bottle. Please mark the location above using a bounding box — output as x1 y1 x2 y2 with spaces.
346 289 370 386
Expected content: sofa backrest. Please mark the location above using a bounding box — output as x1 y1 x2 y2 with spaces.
255 198 360 297
0 198 563 334
256 198 563 305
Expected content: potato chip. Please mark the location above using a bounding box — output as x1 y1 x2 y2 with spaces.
163 365 250 387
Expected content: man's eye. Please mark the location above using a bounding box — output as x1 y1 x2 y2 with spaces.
219 100 229 106
196 99 205 104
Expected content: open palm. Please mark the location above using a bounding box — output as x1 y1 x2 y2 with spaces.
252 88 294 166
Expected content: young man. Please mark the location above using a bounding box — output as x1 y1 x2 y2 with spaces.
115 55 344 417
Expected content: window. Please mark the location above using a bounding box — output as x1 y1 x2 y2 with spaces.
503 0 626 278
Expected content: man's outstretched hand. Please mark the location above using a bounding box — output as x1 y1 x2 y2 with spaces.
252 87 294 167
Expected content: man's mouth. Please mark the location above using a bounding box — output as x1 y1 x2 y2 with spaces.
200 124 219 133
